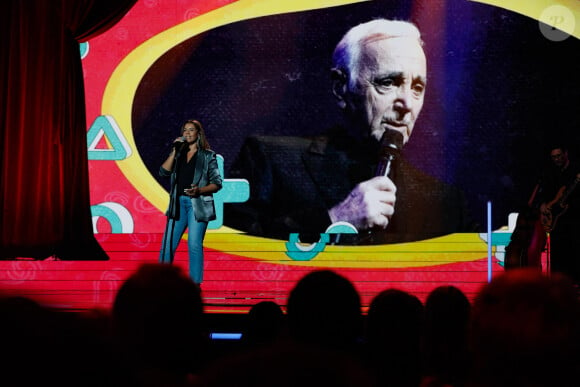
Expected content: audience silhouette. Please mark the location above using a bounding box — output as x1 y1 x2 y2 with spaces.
198 270 372 387
421 285 471 387
111 263 207 386
468 268 580 387
1 296 54 386
4 263 580 387
365 288 425 387
241 300 286 350
198 340 375 387
0 296 117 387
286 269 363 356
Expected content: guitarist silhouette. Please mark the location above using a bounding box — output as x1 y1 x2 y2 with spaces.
531 144 580 285
541 173 580 232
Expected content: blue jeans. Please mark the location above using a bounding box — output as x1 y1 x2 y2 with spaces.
159 196 208 284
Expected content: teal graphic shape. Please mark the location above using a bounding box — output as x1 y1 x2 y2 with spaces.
91 203 133 233
210 156 249 229
87 115 131 161
80 42 89 59
285 233 330 261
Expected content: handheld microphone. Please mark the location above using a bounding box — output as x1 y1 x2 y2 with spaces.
375 129 404 177
173 136 187 150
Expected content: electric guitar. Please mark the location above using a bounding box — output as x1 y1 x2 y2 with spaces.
541 173 580 232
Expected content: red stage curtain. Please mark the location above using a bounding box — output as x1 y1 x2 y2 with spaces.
0 0 136 259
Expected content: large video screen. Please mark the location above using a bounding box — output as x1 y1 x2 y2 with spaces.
85 0 578 273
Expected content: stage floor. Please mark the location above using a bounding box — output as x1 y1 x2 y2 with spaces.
0 233 511 314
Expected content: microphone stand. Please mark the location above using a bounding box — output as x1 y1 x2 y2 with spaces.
163 141 186 264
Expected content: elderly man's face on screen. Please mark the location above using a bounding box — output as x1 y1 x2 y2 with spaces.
349 36 427 145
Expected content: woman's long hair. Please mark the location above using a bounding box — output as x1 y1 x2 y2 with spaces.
181 119 211 150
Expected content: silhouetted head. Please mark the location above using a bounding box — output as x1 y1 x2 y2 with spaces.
424 285 471 336
287 270 362 351
366 288 424 345
242 301 285 346
112 263 206 376
470 268 580 387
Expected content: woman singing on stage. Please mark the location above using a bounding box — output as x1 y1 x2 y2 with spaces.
159 119 222 284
